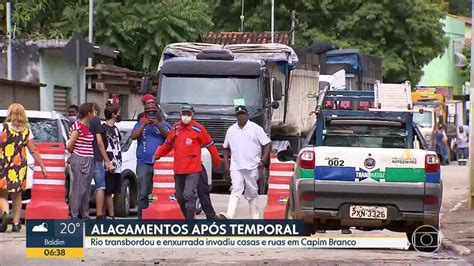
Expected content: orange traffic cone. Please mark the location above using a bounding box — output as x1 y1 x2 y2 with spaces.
263 154 294 219
142 152 184 219
25 143 69 220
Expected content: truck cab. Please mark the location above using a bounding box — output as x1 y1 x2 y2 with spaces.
157 46 283 188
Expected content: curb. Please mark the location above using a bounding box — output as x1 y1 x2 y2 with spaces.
440 200 472 256
442 238 471 256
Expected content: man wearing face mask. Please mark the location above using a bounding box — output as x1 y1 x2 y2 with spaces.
67 105 79 123
154 104 221 219
131 104 170 219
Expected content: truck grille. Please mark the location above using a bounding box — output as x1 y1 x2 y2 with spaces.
166 119 235 151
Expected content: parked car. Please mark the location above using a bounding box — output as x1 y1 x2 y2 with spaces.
0 110 72 206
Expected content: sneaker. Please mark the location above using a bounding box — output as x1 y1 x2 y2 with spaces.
12 223 21 233
0 212 8 233
218 212 228 219
341 228 352 234
315 230 326 234
96 215 106 220
206 215 220 220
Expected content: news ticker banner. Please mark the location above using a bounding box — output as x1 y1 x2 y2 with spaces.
26 220 410 258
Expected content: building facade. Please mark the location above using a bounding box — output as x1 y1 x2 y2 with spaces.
418 15 468 96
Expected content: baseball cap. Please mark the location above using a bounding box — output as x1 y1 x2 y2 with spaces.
142 94 156 104
235 105 248 114
180 104 195 113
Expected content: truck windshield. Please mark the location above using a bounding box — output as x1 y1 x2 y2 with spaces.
413 111 433 128
323 123 407 148
161 76 260 106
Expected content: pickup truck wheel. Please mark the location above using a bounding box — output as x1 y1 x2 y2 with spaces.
114 179 130 217
257 167 269 195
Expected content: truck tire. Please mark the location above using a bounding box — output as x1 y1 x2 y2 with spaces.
114 179 131 217
257 167 269 195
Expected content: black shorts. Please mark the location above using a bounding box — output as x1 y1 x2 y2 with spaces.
105 173 121 196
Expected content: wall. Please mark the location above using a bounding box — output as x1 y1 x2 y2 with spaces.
128 94 143 119
419 16 466 95
87 88 142 119
38 49 85 111
0 82 40 110
0 42 40 83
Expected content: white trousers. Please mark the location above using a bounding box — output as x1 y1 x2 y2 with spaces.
231 168 259 200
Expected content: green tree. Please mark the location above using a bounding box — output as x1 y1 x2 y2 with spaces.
12 0 213 72
461 45 471 82
449 0 472 17
207 0 448 84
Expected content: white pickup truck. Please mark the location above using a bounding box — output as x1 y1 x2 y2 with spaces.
278 94 442 248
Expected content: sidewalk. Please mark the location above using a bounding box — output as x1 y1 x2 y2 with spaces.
441 200 474 262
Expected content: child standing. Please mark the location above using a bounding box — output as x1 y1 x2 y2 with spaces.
102 103 123 219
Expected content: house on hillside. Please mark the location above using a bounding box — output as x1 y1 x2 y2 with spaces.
418 14 470 99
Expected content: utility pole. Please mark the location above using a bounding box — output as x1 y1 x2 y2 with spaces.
6 1 12 80
291 10 296 45
469 0 474 209
88 0 94 68
86 0 94 103
240 0 244 32
271 0 274 43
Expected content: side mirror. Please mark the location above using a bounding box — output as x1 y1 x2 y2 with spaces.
140 76 152 94
277 149 296 162
271 101 280 109
272 79 283 101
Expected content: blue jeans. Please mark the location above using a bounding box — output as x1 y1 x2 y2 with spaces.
136 163 154 219
93 161 106 191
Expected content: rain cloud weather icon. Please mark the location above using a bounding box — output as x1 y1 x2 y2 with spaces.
32 222 48 233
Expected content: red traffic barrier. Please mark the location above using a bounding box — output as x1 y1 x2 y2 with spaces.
263 154 294 219
25 143 69 220
142 152 184 219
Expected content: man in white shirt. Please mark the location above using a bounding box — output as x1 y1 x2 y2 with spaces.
219 106 271 219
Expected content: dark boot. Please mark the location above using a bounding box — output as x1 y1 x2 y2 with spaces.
12 223 21 232
185 208 196 220
0 212 8 233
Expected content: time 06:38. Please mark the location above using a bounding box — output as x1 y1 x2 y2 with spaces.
44 248 66 256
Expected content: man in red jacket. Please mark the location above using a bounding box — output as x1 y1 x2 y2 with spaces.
154 104 221 219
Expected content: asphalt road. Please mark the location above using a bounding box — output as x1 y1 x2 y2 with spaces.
0 164 471 265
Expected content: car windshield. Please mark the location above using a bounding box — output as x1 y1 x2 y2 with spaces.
161 76 260 106
413 111 433 128
0 117 59 143
324 123 407 148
